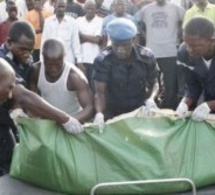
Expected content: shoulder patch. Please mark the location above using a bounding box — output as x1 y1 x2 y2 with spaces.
140 47 154 57
96 46 112 61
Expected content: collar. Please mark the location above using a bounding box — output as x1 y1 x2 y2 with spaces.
53 14 68 22
6 51 13 61
84 15 97 22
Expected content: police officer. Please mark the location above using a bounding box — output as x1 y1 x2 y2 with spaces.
93 18 158 132
176 17 215 121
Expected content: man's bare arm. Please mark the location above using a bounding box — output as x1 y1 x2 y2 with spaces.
12 84 70 124
68 71 94 123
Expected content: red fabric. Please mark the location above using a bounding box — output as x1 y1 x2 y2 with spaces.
0 21 12 46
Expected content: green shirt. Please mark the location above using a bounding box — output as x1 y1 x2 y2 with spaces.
183 3 215 28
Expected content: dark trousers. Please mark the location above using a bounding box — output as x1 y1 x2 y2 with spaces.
0 108 18 176
83 63 95 93
157 57 178 110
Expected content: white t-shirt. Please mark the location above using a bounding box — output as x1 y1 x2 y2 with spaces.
0 1 7 23
41 15 82 64
43 0 55 13
16 0 28 20
135 2 185 58
76 15 103 64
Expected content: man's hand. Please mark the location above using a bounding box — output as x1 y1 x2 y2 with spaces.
10 108 28 125
176 101 189 118
93 112 105 133
62 117 84 134
145 99 158 110
192 102 211 121
140 99 158 117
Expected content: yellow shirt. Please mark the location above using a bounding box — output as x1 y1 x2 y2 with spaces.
183 3 215 28
25 9 52 49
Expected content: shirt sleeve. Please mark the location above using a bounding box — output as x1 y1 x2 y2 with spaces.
177 44 202 102
72 20 83 63
177 4 185 22
184 69 203 103
40 18 49 58
93 54 111 82
134 8 143 23
95 19 103 37
146 53 159 85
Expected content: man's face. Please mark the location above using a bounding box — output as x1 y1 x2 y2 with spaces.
0 74 15 104
26 0 34 10
55 0 67 16
112 39 133 59
114 0 126 15
183 33 214 58
6 4 18 20
85 3 96 20
43 53 65 80
194 0 206 5
8 35 34 64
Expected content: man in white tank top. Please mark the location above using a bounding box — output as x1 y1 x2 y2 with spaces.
29 39 94 124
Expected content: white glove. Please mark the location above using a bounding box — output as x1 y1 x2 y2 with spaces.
10 108 28 125
176 101 188 118
192 102 211 121
145 99 158 110
140 99 158 117
62 117 84 134
93 112 105 133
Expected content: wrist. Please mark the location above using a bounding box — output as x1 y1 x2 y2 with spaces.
57 114 70 124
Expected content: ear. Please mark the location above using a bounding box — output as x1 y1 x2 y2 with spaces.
7 38 13 50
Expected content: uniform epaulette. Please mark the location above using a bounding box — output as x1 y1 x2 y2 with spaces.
96 47 112 61
139 47 154 58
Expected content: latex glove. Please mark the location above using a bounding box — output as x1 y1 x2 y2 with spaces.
93 112 105 133
10 108 28 125
192 102 211 121
62 117 84 134
145 99 158 110
176 101 188 118
140 99 158 117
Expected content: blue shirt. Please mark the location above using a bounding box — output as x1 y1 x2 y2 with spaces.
94 45 158 119
177 43 215 104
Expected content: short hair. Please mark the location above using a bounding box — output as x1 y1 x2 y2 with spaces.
6 0 16 8
84 0 96 6
184 17 215 38
42 39 65 57
8 21 35 42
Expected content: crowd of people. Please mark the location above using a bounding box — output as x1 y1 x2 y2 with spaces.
1 0 215 180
